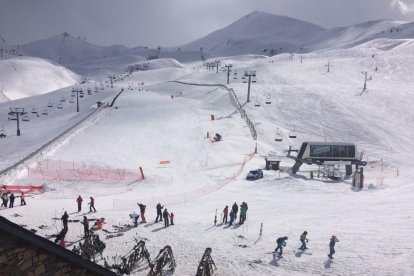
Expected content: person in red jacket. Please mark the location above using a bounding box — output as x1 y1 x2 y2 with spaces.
170 212 175 225
76 195 83 212
223 205 229 224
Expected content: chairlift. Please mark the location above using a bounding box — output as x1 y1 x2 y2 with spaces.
252 78 257 83
41 109 48 115
265 96 271 104
47 101 53 108
22 114 29 121
87 89 92 95
289 125 297 138
254 98 261 107
57 103 63 109
94 87 99 92
31 107 38 114
69 98 74 103
60 96 66 102
80 94 84 98
234 71 238 75
8 114 17 121
275 128 283 142
242 80 247 83
233 76 238 80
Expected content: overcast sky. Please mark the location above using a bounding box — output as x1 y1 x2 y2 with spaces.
1 0 414 47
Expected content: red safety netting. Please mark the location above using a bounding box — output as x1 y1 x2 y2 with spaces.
1 185 43 194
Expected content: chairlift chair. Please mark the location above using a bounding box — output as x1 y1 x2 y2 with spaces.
60 96 66 102
22 114 29 121
254 98 261 107
47 101 53 108
80 94 84 98
57 103 63 109
69 98 74 103
265 96 271 104
275 128 283 142
289 125 297 138
233 76 238 80
87 89 92 95
8 114 17 121
252 77 257 83
31 107 38 114
41 109 48 115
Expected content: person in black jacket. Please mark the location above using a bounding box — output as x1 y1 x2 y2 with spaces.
81 216 89 237
137 203 147 223
9 193 15 208
163 208 170 227
232 202 238 219
274 236 288 257
61 211 69 231
155 203 164 222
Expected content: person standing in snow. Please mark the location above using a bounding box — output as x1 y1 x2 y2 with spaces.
223 206 229 224
61 211 69 231
229 210 235 226
163 208 170 227
328 235 339 259
81 216 90 237
137 203 146 223
88 197 96 213
54 228 67 248
170 212 175 225
20 192 26 206
76 195 83 212
9 193 15 208
274 236 288 257
130 211 140 227
1 192 8 208
0 187 4 206
300 231 309 250
239 203 247 224
232 202 238 219
155 203 164 223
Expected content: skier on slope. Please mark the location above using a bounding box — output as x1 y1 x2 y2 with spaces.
163 208 170 227
274 236 288 257
9 193 15 208
155 203 164 223
232 202 238 219
299 231 309 250
328 235 339 259
76 195 83 212
229 210 235 226
81 216 90 237
137 203 147 223
1 192 8 208
61 211 69 231
130 211 140 227
20 192 26 206
223 206 229 224
239 203 247 224
88 197 96 213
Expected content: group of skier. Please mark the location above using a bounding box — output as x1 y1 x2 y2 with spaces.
154 202 174 227
273 231 339 259
222 202 248 225
0 188 26 208
76 195 96 213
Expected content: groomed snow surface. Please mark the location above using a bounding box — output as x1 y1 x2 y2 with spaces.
1 39 414 276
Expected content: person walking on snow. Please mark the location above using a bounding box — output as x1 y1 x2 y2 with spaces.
137 203 146 223
229 210 235 226
170 212 175 225
328 235 339 259
300 231 309 250
155 203 164 222
163 208 170 227
274 236 288 257
76 195 83 212
61 211 69 231
89 197 96 213
232 202 238 219
223 206 229 224
20 192 26 206
1 192 8 208
9 193 15 208
81 216 90 237
130 211 140 227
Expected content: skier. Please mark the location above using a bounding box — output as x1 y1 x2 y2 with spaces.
1 192 8 208
129 211 140 227
163 208 170 227
92 218 105 230
61 211 69 231
88 197 96 213
229 210 235 226
137 203 146 223
223 205 228 224
81 216 89 237
20 192 26 206
0 187 4 205
155 203 164 223
9 193 15 208
328 235 339 259
170 212 174 225
274 236 288 257
54 228 67 248
239 203 247 224
232 202 238 219
299 231 309 250
76 195 83 212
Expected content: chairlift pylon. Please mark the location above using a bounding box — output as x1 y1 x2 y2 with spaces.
275 128 283 142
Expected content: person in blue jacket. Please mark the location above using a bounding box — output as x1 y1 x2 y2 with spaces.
273 236 288 257
328 235 339 259
229 210 235 225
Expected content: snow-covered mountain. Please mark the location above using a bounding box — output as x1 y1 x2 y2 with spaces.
0 56 79 102
20 32 136 66
181 11 409 56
